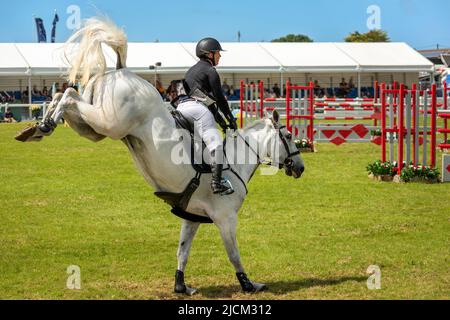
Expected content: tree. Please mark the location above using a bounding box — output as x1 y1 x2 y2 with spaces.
271 34 313 43
344 30 390 42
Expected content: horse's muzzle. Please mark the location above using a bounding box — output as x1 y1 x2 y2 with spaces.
284 159 304 179
292 165 304 179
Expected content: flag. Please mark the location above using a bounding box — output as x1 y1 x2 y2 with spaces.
51 12 59 43
34 17 47 43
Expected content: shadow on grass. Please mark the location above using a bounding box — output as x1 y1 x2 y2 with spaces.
197 276 367 298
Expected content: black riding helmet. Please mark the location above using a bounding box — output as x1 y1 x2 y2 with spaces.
196 37 225 65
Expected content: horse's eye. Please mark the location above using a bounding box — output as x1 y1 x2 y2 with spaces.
286 134 292 140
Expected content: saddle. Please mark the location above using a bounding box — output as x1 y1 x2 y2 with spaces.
154 110 223 224
170 109 212 173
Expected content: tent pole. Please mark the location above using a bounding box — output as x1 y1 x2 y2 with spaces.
357 71 361 98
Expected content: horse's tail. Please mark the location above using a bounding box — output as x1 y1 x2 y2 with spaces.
65 17 127 87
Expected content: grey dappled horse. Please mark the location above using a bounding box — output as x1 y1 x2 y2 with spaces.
16 17 305 295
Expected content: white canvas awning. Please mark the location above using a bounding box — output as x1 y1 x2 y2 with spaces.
0 42 434 76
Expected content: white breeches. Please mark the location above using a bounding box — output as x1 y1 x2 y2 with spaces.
177 100 222 155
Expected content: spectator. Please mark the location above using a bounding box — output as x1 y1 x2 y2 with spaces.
313 80 324 98
272 83 281 98
49 83 59 96
165 82 175 102
229 85 235 97
22 87 30 103
1 91 13 103
155 80 166 100
339 78 349 97
164 81 174 102
222 81 230 96
268 89 277 98
32 85 41 96
348 77 355 89
4 107 16 123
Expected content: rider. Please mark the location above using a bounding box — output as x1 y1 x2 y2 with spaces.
177 37 238 195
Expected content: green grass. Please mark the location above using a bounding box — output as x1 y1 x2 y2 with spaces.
0 122 449 300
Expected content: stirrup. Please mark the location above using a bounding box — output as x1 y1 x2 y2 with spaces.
212 179 234 196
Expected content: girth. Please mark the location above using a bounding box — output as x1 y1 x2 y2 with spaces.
154 172 213 224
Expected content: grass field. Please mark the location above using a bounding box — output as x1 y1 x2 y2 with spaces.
0 122 449 300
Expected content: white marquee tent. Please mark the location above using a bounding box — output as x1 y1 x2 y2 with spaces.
0 42 435 104
0 42 434 75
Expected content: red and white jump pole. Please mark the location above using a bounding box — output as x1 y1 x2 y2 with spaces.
239 80 264 128
285 81 315 143
380 82 438 173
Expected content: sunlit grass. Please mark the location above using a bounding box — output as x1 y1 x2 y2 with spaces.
0 122 449 300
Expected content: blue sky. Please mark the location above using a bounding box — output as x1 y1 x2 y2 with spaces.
0 0 449 49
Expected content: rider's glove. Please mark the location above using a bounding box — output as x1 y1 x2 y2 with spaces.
229 118 238 131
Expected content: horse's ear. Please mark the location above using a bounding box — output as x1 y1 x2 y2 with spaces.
264 110 271 119
272 110 280 123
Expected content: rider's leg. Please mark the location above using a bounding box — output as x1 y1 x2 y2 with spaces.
177 101 233 195
174 220 200 295
199 117 233 195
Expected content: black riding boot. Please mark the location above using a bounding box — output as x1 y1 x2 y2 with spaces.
211 163 234 195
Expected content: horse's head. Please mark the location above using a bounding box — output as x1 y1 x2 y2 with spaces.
265 110 305 179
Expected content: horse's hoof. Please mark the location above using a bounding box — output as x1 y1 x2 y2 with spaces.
185 286 198 296
236 272 266 293
252 282 267 292
174 284 198 296
27 136 44 142
15 124 39 142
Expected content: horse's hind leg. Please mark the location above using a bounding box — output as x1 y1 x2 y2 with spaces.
60 106 106 142
174 220 200 295
20 88 106 142
216 214 267 293
15 93 64 142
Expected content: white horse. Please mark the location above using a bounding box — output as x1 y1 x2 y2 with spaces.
16 17 305 295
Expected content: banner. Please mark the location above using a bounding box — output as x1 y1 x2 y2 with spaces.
34 17 47 43
51 12 59 43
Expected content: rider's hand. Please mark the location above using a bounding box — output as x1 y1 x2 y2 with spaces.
229 118 238 130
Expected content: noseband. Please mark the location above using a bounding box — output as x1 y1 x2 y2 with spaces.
236 125 300 169
277 126 300 169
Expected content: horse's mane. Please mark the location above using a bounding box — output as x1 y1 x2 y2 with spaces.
64 17 128 86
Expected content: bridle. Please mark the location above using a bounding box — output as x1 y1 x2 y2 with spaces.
234 124 300 169
276 125 300 169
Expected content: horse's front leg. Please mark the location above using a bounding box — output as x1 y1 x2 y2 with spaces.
216 214 266 293
174 220 200 296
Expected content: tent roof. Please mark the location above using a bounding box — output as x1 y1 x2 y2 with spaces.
0 42 434 76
